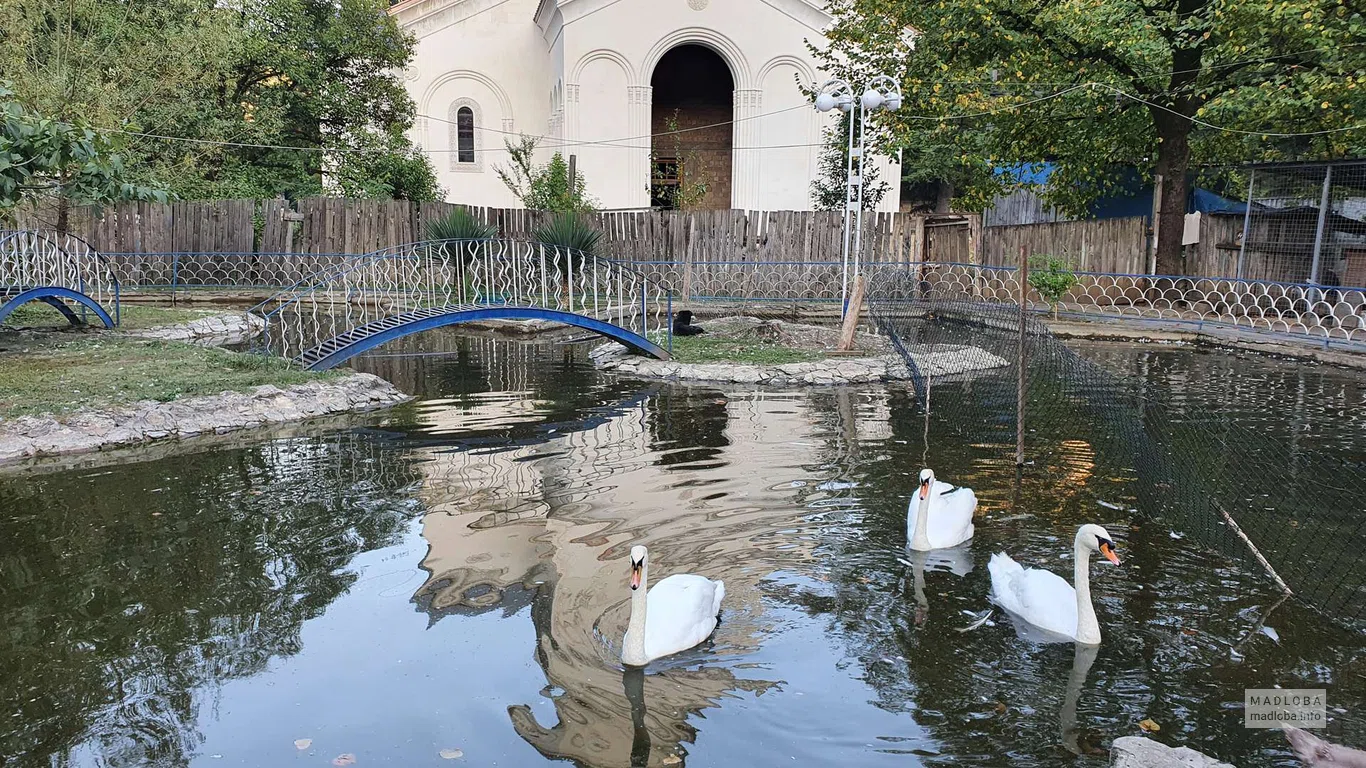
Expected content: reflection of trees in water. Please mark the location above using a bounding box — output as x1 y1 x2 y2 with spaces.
0 434 422 766
644 386 730 468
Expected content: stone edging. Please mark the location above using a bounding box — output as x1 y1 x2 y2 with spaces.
589 343 1009 386
0 373 410 465
126 311 265 345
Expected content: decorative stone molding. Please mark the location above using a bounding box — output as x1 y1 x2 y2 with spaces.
448 97 484 173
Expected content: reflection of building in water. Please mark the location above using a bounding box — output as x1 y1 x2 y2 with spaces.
411 386 842 766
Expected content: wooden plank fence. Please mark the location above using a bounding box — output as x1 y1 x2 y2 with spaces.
14 198 1275 296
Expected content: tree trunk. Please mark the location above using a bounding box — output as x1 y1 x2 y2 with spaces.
1151 115 1193 277
934 180 955 213
55 191 70 234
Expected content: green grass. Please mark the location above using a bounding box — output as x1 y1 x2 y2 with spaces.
1 302 218 331
664 333 823 365
0 334 339 419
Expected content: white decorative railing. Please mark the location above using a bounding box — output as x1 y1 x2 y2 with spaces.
0 229 121 323
250 239 673 363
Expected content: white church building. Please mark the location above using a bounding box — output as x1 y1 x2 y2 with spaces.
389 0 900 212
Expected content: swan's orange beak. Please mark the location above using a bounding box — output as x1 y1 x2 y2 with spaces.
919 480 930 500
630 560 642 590
1099 540 1121 565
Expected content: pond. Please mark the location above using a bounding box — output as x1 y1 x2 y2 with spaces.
2 333 1364 767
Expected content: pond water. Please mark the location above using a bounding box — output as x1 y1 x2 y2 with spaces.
2 334 1365 768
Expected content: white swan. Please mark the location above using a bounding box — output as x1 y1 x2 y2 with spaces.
988 524 1121 645
907 468 977 551
621 546 725 666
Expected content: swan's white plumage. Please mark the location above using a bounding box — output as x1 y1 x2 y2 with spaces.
622 572 724 665
907 478 977 550
988 552 1079 639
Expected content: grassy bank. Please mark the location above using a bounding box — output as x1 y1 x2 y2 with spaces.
665 333 823 365
0 334 336 419
1 302 220 331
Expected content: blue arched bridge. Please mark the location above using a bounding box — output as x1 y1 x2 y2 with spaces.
0 230 120 328
251 238 673 370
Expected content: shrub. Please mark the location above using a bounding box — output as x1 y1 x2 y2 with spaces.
1027 255 1079 319
425 207 497 242
534 213 602 257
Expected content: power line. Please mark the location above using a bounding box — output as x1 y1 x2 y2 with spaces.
104 80 1366 156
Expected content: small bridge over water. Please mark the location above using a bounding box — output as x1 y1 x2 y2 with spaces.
251 239 673 370
0 230 120 328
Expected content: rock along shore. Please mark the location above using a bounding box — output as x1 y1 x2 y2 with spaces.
590 342 1009 386
126 311 266 345
0 373 409 465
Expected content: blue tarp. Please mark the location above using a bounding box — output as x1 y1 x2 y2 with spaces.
993 162 1248 217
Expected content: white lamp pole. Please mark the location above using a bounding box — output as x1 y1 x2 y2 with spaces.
814 78 855 313
816 74 902 320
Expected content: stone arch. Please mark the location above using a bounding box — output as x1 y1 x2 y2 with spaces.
756 54 816 89
641 28 752 90
421 70 515 128
649 44 735 210
570 49 637 86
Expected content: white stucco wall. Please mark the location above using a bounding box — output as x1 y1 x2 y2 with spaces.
391 0 901 213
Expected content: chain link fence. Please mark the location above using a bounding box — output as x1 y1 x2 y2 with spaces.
866 263 1366 623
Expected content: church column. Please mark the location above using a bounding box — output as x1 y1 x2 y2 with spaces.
732 89 762 211
564 83 581 161
628 85 653 209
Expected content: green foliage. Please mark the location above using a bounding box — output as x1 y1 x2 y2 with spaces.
496 136 596 212
816 0 1366 273
1028 256 1080 318
811 110 889 212
665 334 823 365
0 83 170 220
649 110 710 211
426 207 498 242
533 213 602 257
0 334 338 418
0 0 441 203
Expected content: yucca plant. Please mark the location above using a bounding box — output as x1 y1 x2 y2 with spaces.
426 207 498 243
533 212 601 256
534 213 603 303
425 208 497 303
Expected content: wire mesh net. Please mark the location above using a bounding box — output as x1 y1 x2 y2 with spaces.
1238 161 1366 286
866 264 1366 622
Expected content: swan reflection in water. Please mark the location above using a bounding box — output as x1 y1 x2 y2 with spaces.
406 392 825 766
901 545 973 626
506 517 780 768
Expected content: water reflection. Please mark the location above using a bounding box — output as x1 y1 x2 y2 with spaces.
3 334 1366 767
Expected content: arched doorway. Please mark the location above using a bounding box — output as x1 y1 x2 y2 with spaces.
649 45 734 210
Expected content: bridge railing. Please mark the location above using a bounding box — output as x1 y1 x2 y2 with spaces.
250 238 673 362
0 229 121 325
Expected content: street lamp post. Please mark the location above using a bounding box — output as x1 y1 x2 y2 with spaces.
815 75 902 320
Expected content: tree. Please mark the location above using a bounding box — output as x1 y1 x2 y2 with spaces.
817 0 1366 275
649 110 710 210
496 136 596 212
0 0 441 202
0 84 170 229
1028 255 1080 319
810 110 890 212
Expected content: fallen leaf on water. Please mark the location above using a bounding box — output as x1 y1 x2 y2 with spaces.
662 755 682 766
332 754 356 766
993 702 1007 714
439 749 463 759
1139 719 1161 733
294 739 312 750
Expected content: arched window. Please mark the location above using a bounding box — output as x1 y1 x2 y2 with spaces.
456 107 475 163
448 99 482 171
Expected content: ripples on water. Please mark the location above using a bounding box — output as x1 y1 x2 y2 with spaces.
2 333 1364 767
